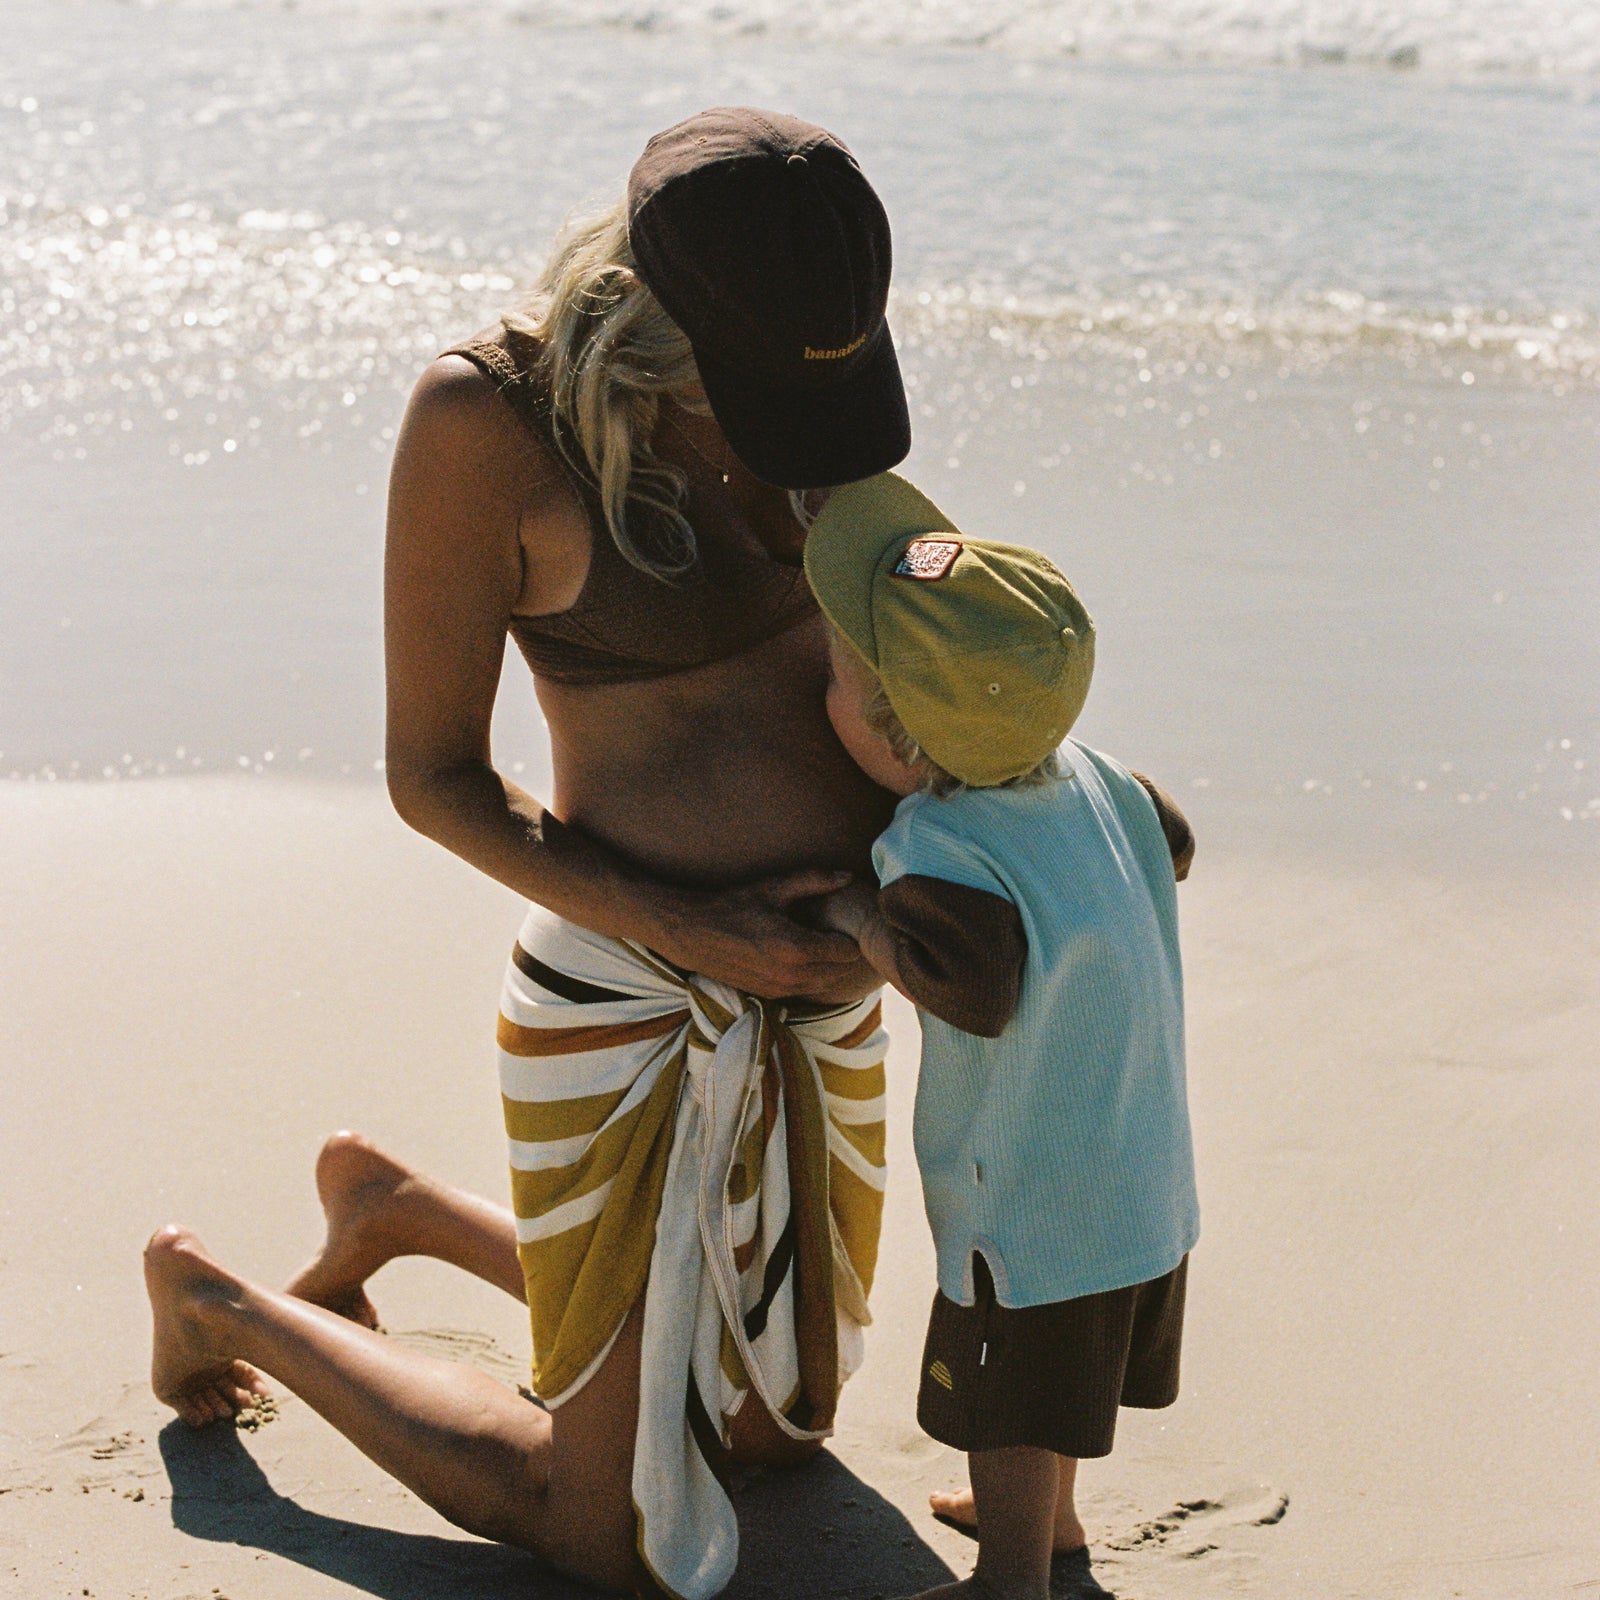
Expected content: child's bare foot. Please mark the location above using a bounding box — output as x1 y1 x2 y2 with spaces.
145 1225 269 1427
929 1488 1089 1555
284 1131 422 1327
929 1485 979 1534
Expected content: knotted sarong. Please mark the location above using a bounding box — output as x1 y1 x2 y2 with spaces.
496 905 888 1599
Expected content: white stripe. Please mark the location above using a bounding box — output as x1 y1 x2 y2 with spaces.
726 1185 762 1244
506 1058 669 1170
514 1177 614 1243
508 1131 593 1171
499 1029 683 1102
826 1092 887 1126
809 1041 887 1071
827 1123 888 1191
500 981 658 1032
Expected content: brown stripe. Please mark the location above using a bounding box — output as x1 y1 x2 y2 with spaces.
832 1002 884 1051
773 1021 839 1433
497 1009 686 1059
512 942 634 1005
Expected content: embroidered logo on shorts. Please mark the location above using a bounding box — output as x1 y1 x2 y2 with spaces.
927 1359 955 1391
894 539 962 581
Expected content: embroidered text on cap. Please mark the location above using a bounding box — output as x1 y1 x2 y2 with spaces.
894 538 963 581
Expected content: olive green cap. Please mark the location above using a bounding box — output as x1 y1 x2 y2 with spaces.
805 473 1095 788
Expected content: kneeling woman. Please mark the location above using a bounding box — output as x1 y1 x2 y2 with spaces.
144 108 911 1597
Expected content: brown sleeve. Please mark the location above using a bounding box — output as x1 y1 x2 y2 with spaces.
1130 771 1196 882
877 874 1028 1039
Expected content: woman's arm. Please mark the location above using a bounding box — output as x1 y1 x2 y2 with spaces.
383 357 868 1001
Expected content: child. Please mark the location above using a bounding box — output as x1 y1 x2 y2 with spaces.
804 474 1200 1600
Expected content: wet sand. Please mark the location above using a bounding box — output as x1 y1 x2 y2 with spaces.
2 777 1595 1599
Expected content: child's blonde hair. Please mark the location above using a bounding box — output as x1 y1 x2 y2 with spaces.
841 629 1062 798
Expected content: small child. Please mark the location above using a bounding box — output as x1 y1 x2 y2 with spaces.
804 475 1201 1600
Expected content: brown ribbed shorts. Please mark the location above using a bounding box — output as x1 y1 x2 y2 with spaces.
917 1254 1188 1460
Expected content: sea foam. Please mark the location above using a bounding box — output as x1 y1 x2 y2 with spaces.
125 0 1600 78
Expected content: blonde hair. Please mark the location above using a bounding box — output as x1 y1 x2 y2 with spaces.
840 631 1061 798
503 197 812 578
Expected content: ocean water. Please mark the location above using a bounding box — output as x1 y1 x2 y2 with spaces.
2 0 1597 868
79 0 1600 78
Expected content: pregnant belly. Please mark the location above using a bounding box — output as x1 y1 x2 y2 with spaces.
534 619 898 887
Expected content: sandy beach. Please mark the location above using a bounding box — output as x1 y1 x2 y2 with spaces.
2 778 1596 1599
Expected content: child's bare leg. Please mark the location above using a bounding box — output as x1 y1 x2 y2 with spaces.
286 1132 524 1325
930 1453 1086 1553
912 1448 1058 1600
1052 1457 1087 1552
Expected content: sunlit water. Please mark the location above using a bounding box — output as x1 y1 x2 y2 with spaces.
2 0 1596 869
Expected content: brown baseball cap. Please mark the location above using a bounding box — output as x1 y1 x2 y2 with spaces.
627 107 911 490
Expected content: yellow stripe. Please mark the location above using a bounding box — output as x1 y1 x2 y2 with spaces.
828 1156 885 1301
828 1114 886 1170
818 1055 887 1101
501 1085 628 1143
511 1122 632 1221
497 1008 685 1059
529 1049 683 1400
690 988 738 1038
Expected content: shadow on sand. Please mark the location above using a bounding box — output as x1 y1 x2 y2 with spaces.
160 1421 953 1599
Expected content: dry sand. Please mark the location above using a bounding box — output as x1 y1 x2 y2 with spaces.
1 777 1596 1600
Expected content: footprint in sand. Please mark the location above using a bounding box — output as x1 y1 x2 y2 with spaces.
1104 1484 1289 1561
41 1386 175 1498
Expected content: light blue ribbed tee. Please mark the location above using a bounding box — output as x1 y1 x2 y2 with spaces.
872 737 1200 1309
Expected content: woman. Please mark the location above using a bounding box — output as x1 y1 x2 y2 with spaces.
144 109 912 1596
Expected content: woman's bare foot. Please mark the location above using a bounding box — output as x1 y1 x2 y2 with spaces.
283 1131 422 1328
145 1225 269 1427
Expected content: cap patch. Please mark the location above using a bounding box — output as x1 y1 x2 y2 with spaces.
894 538 962 581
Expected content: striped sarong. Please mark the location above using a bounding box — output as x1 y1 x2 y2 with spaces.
497 905 888 1599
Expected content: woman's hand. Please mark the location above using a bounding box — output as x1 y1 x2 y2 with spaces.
647 869 883 1003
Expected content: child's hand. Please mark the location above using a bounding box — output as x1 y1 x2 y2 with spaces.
814 880 880 943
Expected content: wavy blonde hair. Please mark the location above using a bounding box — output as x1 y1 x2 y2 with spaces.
502 199 700 576
504 197 812 578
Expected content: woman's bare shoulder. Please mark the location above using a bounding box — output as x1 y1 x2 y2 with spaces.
391 349 591 612
398 351 545 482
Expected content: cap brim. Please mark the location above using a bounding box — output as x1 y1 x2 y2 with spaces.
695 323 911 490
802 472 959 668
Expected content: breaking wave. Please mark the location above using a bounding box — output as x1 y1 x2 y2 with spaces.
3 194 1594 448
120 0 1600 79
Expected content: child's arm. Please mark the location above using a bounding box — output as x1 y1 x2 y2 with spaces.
1131 771 1195 880
818 877 1027 1038
815 881 914 1002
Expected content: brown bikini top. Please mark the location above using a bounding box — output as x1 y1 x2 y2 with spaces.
443 327 818 686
